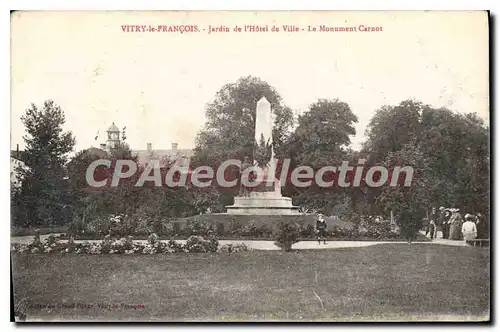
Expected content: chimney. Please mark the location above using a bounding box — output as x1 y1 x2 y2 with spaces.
147 143 152 154
16 144 19 158
100 143 106 150
171 142 178 155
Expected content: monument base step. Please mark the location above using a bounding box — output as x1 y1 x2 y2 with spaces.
226 206 300 215
226 196 300 215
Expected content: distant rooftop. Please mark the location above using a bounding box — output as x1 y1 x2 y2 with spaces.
131 147 194 166
108 122 120 132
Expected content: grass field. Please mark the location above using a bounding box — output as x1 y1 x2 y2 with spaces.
11 244 489 321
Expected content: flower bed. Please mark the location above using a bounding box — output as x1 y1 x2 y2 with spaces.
10 233 250 255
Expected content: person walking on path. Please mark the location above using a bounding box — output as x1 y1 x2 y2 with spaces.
316 213 327 245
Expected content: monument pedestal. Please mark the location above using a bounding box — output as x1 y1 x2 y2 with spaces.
226 191 299 215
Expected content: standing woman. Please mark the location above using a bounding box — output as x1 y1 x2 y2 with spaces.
476 213 488 239
449 208 464 240
462 214 477 243
443 208 452 239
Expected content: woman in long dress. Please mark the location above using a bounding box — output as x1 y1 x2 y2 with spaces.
448 208 463 240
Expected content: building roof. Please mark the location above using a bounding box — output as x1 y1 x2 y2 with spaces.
86 147 109 159
108 122 120 132
131 148 194 166
11 150 27 163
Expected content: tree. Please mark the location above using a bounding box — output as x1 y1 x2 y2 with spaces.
418 109 489 212
363 100 489 216
15 100 75 226
376 144 430 241
288 98 358 168
283 99 358 214
109 141 132 159
363 100 425 162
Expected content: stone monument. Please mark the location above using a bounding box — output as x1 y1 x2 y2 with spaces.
226 97 299 215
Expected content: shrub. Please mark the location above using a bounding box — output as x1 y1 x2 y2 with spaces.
219 243 249 253
215 222 225 236
101 234 112 253
240 220 264 238
299 224 315 238
259 224 273 238
147 233 159 245
68 217 87 236
206 237 219 253
87 216 112 237
135 217 153 236
161 222 176 237
74 241 95 254
184 235 219 253
172 222 181 236
167 239 184 253
185 236 207 253
44 234 58 246
125 236 134 249
229 219 242 236
273 221 300 252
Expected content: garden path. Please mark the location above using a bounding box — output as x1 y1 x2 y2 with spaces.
10 234 469 249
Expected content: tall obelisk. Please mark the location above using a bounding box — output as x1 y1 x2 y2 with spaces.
255 97 273 151
254 97 277 190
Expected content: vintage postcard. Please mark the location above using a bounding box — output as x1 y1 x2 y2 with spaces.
10 11 490 322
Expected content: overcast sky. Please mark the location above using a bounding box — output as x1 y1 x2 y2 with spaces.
11 11 489 153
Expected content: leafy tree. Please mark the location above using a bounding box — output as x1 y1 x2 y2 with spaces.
288 98 358 168
363 100 425 162
283 99 358 214
15 100 75 226
376 144 430 241
418 109 489 212
109 141 132 159
363 100 489 217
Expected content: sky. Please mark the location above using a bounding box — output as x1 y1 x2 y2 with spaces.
11 11 489 153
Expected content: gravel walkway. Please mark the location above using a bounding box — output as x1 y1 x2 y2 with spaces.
10 234 469 249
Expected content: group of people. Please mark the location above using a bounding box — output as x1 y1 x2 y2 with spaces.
425 206 489 242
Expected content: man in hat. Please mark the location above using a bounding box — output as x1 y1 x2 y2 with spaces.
437 206 446 239
316 213 327 245
428 207 439 239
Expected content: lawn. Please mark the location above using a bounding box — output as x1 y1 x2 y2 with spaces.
11 244 490 322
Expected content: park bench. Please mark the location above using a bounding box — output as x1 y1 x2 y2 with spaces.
467 239 490 247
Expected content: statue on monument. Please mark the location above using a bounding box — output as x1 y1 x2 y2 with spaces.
239 156 253 197
254 134 272 169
